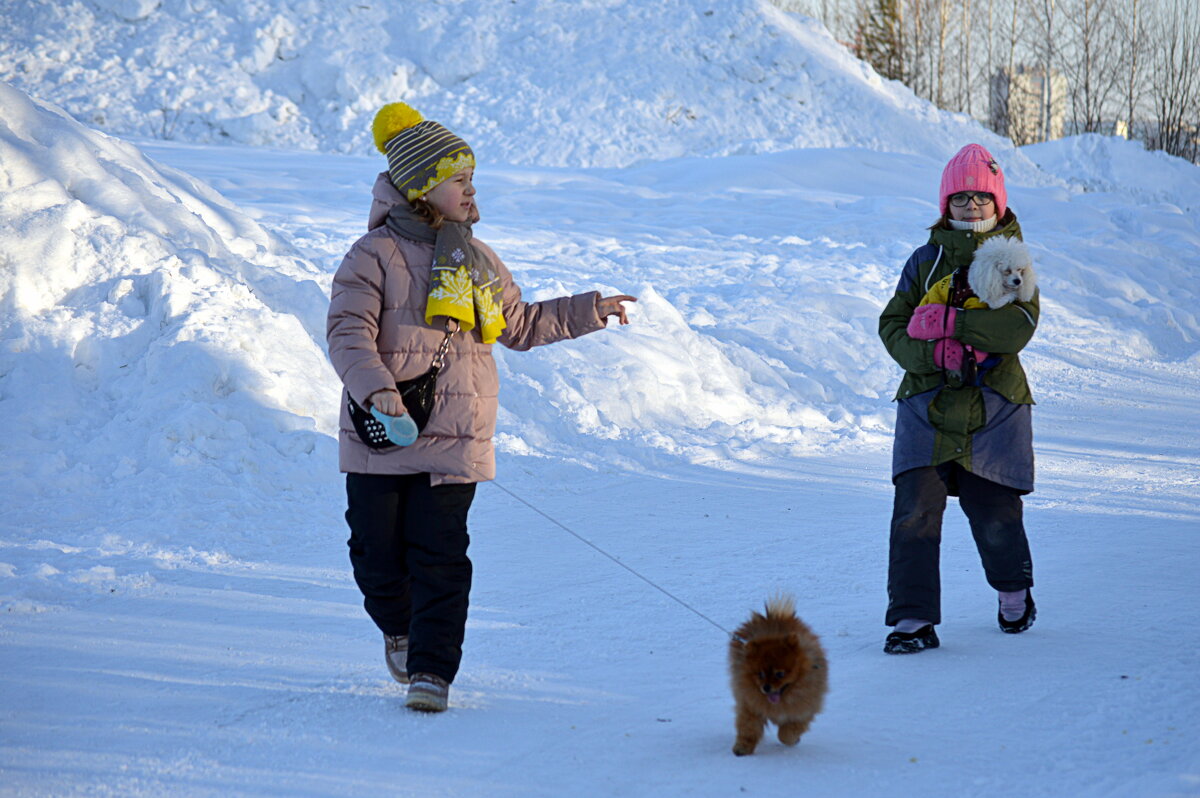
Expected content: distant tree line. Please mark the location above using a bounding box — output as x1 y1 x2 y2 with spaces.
774 0 1200 163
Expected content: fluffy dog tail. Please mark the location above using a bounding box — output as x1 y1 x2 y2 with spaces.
731 593 798 648
764 592 796 620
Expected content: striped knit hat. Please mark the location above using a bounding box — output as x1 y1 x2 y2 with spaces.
372 103 474 201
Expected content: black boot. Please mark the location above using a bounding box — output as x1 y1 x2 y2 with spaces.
884 624 940 654
998 590 1036 634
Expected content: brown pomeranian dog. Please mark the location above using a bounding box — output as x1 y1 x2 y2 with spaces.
728 594 827 756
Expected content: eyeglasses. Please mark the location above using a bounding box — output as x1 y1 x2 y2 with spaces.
949 192 995 207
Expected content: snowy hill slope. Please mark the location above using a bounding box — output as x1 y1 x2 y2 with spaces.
3 82 1197 490
0 82 339 539
1024 134 1200 213
1 0 1039 175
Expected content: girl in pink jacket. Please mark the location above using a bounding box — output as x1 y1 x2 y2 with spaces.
326 103 635 712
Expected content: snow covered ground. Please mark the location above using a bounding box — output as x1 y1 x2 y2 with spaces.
2 0 1199 794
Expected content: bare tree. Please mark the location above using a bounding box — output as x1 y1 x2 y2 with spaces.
1027 0 1060 142
902 0 935 101
854 0 907 81
1146 0 1200 161
959 0 972 116
824 0 1185 151
986 0 997 82
988 0 1028 140
1005 0 1021 88
980 0 998 120
1059 0 1122 134
935 0 951 107
1118 0 1147 138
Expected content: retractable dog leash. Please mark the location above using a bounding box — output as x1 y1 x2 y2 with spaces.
369 328 737 638
480 472 739 640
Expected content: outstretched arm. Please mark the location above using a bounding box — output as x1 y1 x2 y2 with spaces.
477 241 633 350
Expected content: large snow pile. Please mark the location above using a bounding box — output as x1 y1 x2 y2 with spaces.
1024 133 1200 213
1018 136 1200 362
0 82 338 535
4 77 1198 497
0 0 1037 174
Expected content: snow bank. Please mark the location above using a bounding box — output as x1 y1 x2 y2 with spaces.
5 78 1197 506
0 83 339 533
1024 134 1200 213
1018 135 1200 362
0 0 1038 176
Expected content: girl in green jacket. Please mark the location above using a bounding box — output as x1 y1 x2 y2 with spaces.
877 144 1039 655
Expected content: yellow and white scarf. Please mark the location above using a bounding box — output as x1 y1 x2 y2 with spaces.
386 204 507 343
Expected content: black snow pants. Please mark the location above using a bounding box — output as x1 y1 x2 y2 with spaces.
345 473 476 683
886 462 1033 626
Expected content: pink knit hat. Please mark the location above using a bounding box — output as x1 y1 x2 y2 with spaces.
939 144 1006 219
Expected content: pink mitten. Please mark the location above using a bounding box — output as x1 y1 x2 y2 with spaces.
907 304 958 340
934 338 965 371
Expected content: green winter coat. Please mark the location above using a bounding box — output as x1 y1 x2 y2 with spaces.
879 211 1039 474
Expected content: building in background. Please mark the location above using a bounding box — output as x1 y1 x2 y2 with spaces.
990 66 1067 146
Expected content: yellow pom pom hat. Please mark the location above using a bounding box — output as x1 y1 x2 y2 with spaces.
372 102 475 202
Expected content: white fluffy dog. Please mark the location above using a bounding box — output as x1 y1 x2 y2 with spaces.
968 237 1037 308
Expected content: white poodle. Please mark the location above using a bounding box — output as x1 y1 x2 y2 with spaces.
969 237 1037 308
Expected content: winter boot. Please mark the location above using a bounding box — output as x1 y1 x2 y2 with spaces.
884 624 940 655
998 590 1036 634
384 634 409 684
405 673 450 712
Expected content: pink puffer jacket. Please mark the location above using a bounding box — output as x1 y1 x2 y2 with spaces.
327 174 605 484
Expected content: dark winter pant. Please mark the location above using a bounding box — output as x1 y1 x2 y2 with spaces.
345 473 476 683
886 462 1033 626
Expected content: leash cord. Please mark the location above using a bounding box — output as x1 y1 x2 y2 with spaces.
486 477 737 639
